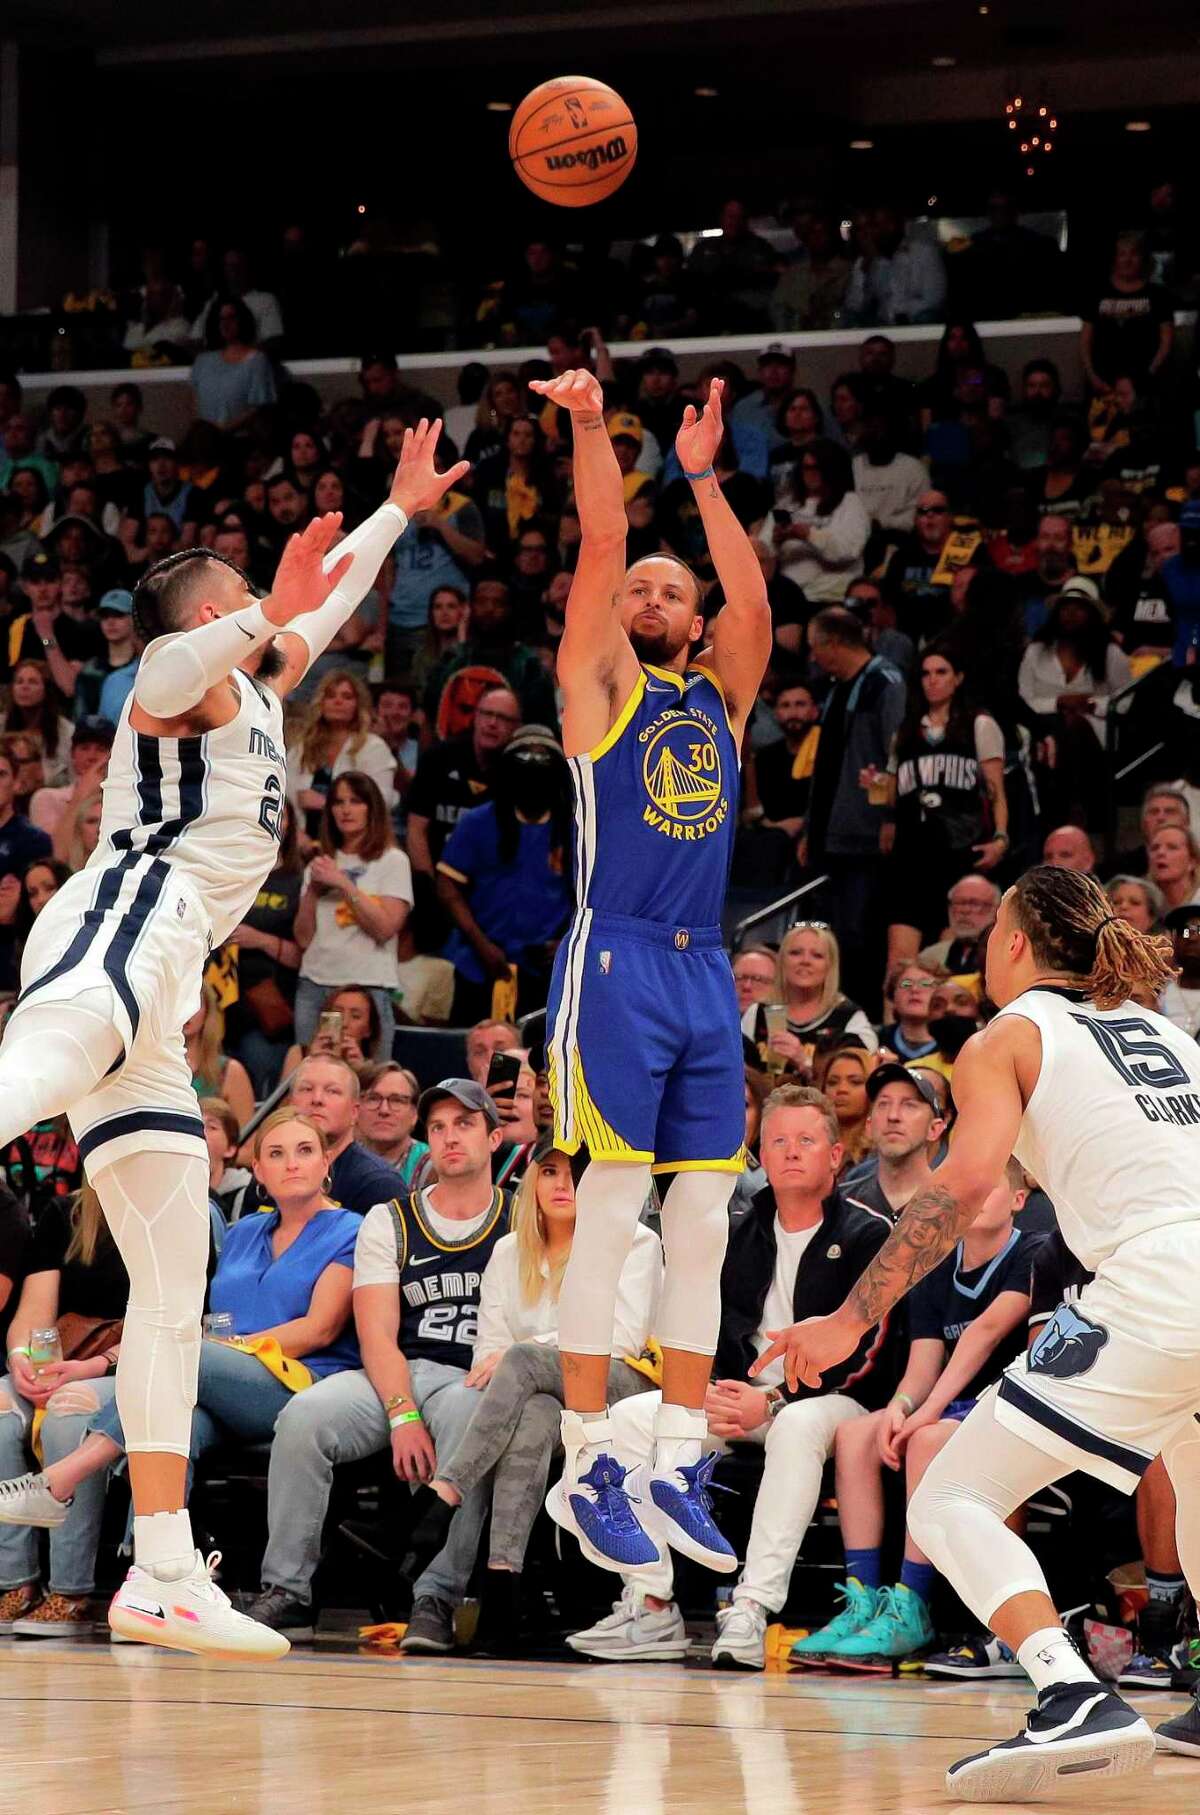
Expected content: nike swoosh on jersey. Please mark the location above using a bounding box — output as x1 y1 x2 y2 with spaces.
408 1254 444 1267
644 681 676 694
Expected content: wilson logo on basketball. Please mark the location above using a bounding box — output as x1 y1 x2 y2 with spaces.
544 136 630 173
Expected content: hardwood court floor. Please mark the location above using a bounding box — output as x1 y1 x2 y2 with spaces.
2 1639 1197 1814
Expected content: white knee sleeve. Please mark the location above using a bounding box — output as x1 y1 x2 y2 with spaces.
907 1392 1062 1626
92 1150 210 1457
556 1161 653 1357
656 1170 733 1356
0 991 122 1148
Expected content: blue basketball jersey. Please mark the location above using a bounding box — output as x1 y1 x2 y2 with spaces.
569 663 739 928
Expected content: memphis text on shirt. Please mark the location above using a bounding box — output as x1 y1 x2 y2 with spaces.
896 752 980 796
638 705 730 843
402 1268 483 1310
249 726 285 766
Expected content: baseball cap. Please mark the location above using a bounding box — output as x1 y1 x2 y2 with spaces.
1179 499 1200 531
640 346 678 375
1057 575 1101 604
529 1131 589 1181
758 342 796 366
608 411 644 447
72 715 116 748
417 1077 501 1129
866 1062 943 1114
98 588 133 617
148 436 177 456
22 549 59 581
1164 904 1200 934
505 723 563 760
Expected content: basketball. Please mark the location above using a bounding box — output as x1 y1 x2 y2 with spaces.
509 75 637 207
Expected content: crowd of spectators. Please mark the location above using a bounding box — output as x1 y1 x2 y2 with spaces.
0 227 1198 1683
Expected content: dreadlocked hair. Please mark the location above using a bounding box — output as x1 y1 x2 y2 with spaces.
131 547 249 646
1011 865 1176 1011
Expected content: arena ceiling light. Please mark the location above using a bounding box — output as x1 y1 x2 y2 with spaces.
931 56 957 67
694 85 719 97
849 138 875 150
486 100 513 112
1125 119 1152 131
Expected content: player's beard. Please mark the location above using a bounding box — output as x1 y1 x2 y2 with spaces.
255 639 288 682
629 624 691 666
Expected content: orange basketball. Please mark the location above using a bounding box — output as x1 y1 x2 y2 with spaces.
509 76 637 208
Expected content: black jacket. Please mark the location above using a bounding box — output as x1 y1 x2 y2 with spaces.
714 1184 899 1409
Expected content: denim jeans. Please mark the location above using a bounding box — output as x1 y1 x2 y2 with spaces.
0 1371 120 1595
261 1360 488 1607
89 1340 295 1466
293 978 396 1063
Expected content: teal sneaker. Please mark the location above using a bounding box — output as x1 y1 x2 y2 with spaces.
790 1579 880 1665
824 1583 934 1671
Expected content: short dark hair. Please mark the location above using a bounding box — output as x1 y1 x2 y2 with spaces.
1023 358 1060 388
267 472 305 497
132 547 247 644
47 385 86 416
111 381 142 407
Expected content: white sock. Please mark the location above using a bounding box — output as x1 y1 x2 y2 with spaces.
134 1510 196 1579
652 1403 708 1477
1016 1625 1098 1694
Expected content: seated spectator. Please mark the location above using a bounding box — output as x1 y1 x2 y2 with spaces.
844 207 946 327
634 240 701 340
294 773 412 1058
771 209 852 333
421 578 558 732
845 575 915 675
0 849 67 996
0 1186 126 1634
123 278 192 365
569 1084 897 1669
394 920 455 1027
1147 825 1200 913
437 725 572 1024
424 1137 660 1652
1005 360 1063 473
1028 419 1096 523
687 198 777 332
191 247 285 350
878 641 1008 963
765 922 878 1076
814 1043 875 1177
84 422 140 523
1080 232 1174 399
1159 905 1200 1038
410 587 469 697
768 389 825 507
875 490 956 642
1018 592 1132 826
852 411 929 536
283 984 386 1083
262 474 312 560
37 385 88 462
240 1078 510 1646
201 1096 252 1224
738 680 820 884
184 985 255 1134
3 731 46 821
465 1017 522 1090
876 961 942 1063
793 1162 1033 1668
227 802 305 1096
731 344 798 449
0 746 52 885
827 371 869 455
917 323 1010 434
76 590 139 722
732 944 779 1038
840 1061 947 1220
28 717 112 841
287 1055 408 1212
288 670 398 847
462 372 523 465
1105 872 1165 934
1042 824 1096 873
190 299 277 432
1107 522 1179 676
7 1111 361 1582
384 439 485 675
138 437 199 543
486 1051 542 1188
773 438 869 602
730 1066 770 1223
1101 783 1191 880
473 417 559 563
357 1062 431 1191
1 662 73 789
922 975 986 1078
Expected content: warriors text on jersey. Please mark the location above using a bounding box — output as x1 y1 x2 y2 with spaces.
996 985 1200 1270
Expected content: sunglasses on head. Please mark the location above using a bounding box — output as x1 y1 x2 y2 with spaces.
789 920 831 934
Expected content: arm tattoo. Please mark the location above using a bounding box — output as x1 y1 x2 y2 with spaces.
847 1184 966 1326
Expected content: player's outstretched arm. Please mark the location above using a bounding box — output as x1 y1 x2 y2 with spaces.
682 381 772 743
270 419 471 696
750 1018 1033 1392
528 369 634 693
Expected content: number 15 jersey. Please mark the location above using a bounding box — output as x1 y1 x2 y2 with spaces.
996 986 1200 1271
95 665 287 947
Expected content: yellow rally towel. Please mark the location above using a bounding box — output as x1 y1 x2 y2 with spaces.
31 1407 45 1466
491 966 519 1024
621 1336 664 1388
767 1623 810 1669
225 1336 313 1393
790 725 820 783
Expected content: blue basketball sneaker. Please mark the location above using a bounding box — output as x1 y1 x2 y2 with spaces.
644 1451 738 1574
546 1413 662 1574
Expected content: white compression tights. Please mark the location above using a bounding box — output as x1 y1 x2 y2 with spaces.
555 1161 732 1360
0 992 208 1457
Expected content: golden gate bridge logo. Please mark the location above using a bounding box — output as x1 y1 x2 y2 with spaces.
641 723 723 822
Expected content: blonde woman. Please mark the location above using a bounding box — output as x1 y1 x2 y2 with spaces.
0 1110 361 1649
428 1138 662 1653
766 921 878 1075
184 985 255 1134
286 668 397 844
54 784 103 874
1147 826 1200 914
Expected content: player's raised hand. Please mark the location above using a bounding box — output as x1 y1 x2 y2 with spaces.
675 377 725 477
528 368 604 416
749 1308 861 1394
388 418 470 517
263 512 352 627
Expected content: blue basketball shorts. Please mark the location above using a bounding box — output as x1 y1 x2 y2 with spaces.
547 911 745 1174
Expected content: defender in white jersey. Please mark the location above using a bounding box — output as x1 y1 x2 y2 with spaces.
0 421 466 1661
753 864 1200 1802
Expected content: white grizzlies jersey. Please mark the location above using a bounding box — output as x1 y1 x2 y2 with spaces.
996 986 1200 1272
93 666 286 947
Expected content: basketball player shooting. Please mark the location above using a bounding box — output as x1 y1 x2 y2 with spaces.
753 864 1200 1802
0 421 467 1661
531 368 771 1574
